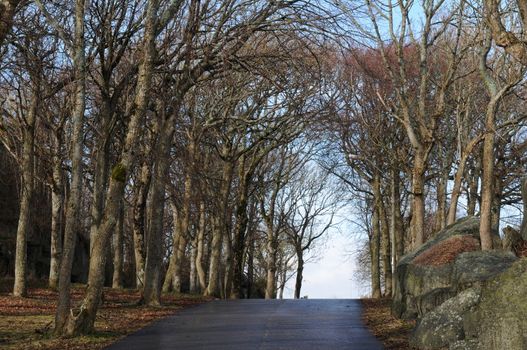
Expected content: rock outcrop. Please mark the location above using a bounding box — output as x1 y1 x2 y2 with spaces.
393 216 503 319
394 216 527 350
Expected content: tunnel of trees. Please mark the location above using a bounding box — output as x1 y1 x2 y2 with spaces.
0 0 527 340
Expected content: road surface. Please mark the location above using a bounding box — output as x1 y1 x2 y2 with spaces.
107 299 384 349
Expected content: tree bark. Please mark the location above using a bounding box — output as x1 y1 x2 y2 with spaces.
294 249 303 299
54 0 86 334
49 131 63 289
133 161 151 288
58 0 158 335
13 85 38 297
370 177 382 299
112 201 124 289
195 201 207 292
411 151 426 248
378 185 392 297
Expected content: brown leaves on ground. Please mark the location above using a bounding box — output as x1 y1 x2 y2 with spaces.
0 285 211 350
412 235 480 266
361 298 415 350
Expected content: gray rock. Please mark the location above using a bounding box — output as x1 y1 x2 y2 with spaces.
449 340 481 350
451 251 517 292
463 258 527 350
393 217 484 319
409 288 481 349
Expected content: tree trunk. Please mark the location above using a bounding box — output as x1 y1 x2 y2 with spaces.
411 152 426 248
294 249 303 299
195 201 207 292
143 124 173 305
205 215 222 297
205 160 233 298
54 0 86 333
189 238 197 293
479 119 495 251
378 188 392 297
265 225 278 299
133 161 151 288
163 203 182 293
58 0 158 335
112 201 124 289
49 133 63 289
13 87 38 297
519 178 527 240
370 178 381 299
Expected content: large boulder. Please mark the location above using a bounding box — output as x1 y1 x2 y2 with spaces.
463 258 527 349
409 287 481 349
393 217 495 319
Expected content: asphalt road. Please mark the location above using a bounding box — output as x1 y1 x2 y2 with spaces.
107 299 384 350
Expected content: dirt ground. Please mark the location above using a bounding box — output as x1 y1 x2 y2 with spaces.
361 298 415 350
0 283 210 350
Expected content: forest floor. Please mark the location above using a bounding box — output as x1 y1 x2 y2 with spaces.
0 282 210 350
361 298 415 350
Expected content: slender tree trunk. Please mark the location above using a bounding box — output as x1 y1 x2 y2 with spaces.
390 170 404 266
521 178 527 240
247 236 254 299
112 202 124 289
49 134 63 289
89 127 111 255
143 124 173 305
54 0 86 333
370 178 381 299
205 161 233 298
467 163 480 216
265 225 278 299
294 249 303 299
436 176 447 231
378 188 392 297
196 201 207 292
13 88 38 297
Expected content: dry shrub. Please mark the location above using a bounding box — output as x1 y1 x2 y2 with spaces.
412 235 480 267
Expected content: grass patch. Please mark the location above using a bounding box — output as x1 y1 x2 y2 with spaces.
361 298 416 350
0 284 211 349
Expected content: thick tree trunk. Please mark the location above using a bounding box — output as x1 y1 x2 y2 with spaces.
163 204 181 293
13 89 37 297
133 161 150 288
480 121 495 251
411 153 426 248
49 137 63 289
223 230 233 298
112 202 124 289
58 0 158 335
205 215 223 297
54 0 86 334
189 239 197 293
